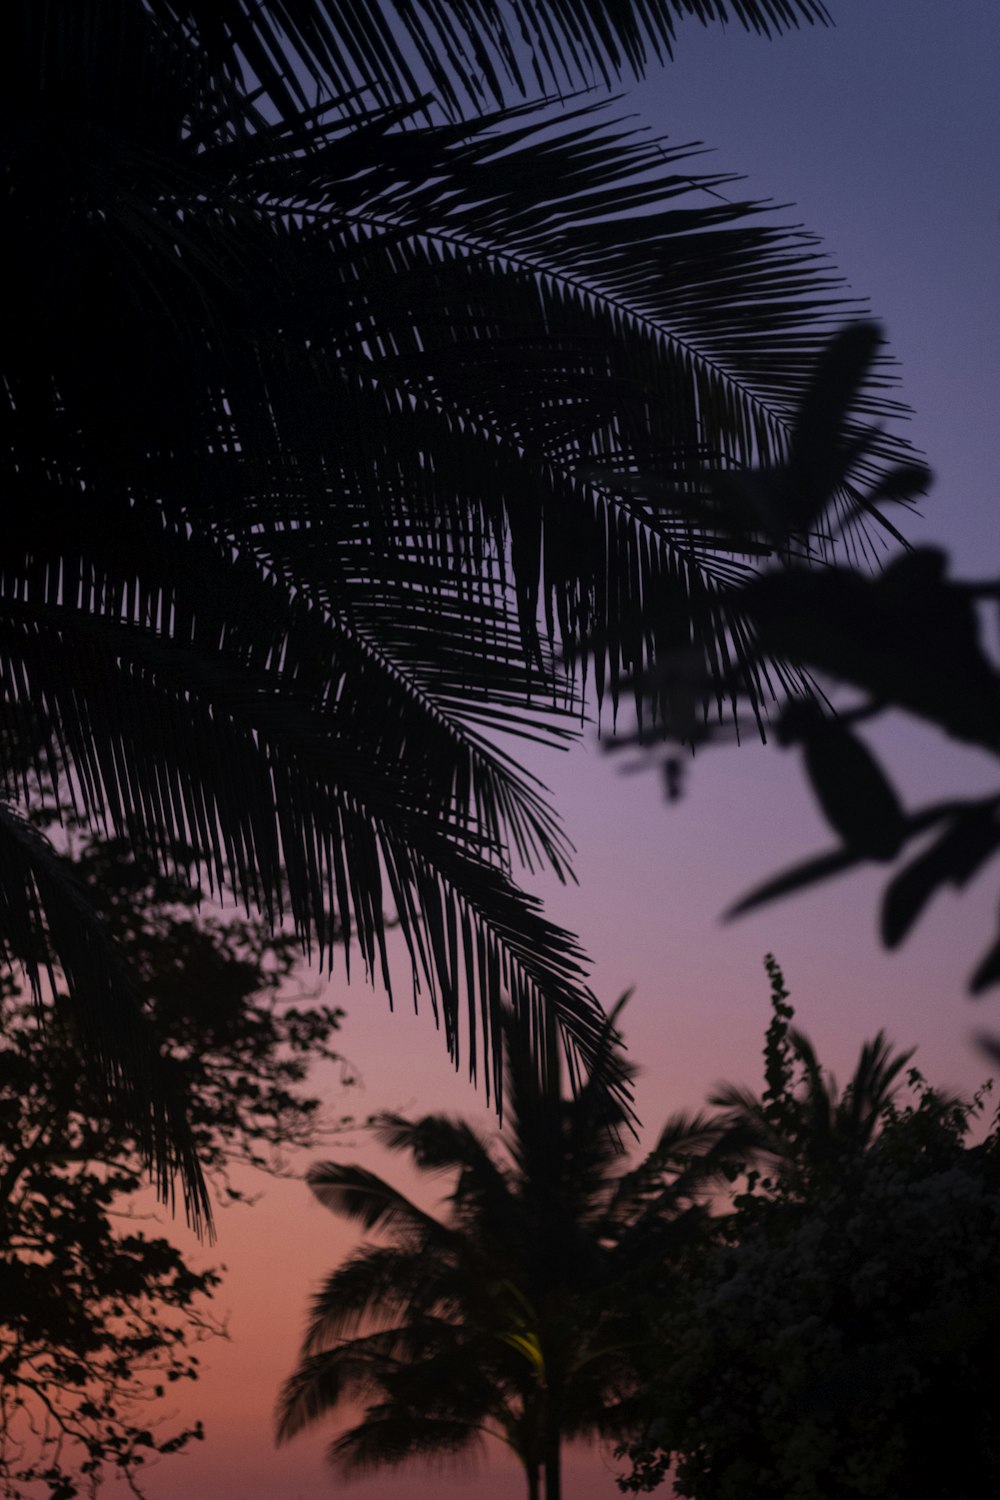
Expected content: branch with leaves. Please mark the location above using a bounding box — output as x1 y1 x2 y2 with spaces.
615 322 1000 1008
0 795 350 1499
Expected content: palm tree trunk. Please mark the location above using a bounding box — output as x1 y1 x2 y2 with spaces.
543 1380 562 1500
543 1437 561 1497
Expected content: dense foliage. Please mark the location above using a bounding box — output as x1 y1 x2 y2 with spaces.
617 959 1000 1499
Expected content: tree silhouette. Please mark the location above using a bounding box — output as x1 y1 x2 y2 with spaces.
277 1006 730 1498
0 797 347 1499
618 960 1000 1498
3 2 915 1205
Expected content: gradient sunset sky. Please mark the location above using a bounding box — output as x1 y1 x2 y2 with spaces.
147 3 999 1495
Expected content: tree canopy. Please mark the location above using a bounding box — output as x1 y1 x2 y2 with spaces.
617 959 1000 1499
0 803 347 1498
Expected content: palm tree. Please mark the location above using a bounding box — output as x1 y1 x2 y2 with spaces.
709 956 921 1185
2 1 914 1215
276 1006 730 1497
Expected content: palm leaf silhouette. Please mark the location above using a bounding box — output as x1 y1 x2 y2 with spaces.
277 1006 733 1495
148 1 832 116
5 2 913 1203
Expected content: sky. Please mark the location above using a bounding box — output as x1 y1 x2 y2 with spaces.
139 3 1000 1496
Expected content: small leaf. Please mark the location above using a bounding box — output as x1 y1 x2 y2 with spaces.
784 322 883 526
802 727 904 860
881 811 1000 948
868 463 933 506
976 1032 1000 1065
970 928 1000 995
797 324 883 455
725 845 874 919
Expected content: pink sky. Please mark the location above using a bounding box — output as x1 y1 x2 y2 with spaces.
133 4 999 1496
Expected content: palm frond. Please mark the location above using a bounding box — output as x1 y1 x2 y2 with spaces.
279 1315 517 1454
711 996 922 1173
301 1244 455 1347
707 1081 775 1147
329 1410 490 1476
150 1 831 117
1 487 611 1102
306 1160 455 1239
250 97 916 722
277 1346 376 1443
836 1030 916 1143
648 1107 728 1165
373 1112 504 1180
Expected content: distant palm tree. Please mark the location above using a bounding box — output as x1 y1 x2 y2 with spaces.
276 1006 730 1498
3 1 912 1214
709 956 920 1184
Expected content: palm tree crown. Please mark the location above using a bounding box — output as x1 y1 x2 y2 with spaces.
276 1005 730 1497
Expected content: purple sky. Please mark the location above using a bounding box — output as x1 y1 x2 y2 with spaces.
147 4 1000 1496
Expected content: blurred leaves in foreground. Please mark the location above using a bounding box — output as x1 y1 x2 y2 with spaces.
615 322 1000 1005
